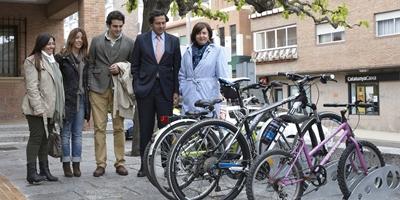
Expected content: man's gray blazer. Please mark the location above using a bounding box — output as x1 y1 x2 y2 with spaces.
88 33 134 94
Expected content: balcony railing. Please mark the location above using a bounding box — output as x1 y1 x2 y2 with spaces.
250 47 297 63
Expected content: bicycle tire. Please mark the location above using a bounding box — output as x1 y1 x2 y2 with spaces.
148 119 197 200
299 112 342 154
337 140 385 199
167 119 251 200
143 140 156 186
246 149 304 200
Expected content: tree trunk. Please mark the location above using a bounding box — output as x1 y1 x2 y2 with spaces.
141 0 172 33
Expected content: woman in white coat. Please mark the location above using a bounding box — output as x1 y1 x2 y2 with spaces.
22 33 64 184
179 22 229 116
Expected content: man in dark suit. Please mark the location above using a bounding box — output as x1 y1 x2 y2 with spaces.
131 10 181 177
88 11 134 177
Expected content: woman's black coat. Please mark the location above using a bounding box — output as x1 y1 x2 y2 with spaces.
55 53 91 121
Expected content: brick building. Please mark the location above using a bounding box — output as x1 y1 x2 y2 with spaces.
0 0 139 123
249 0 400 132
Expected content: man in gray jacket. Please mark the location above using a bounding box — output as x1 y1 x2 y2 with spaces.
88 10 134 177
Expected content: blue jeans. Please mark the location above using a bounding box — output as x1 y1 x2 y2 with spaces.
61 96 84 162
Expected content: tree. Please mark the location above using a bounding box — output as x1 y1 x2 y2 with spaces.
125 0 367 33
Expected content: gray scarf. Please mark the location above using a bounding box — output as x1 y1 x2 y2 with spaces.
44 56 65 128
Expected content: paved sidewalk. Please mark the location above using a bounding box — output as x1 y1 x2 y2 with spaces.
0 124 399 200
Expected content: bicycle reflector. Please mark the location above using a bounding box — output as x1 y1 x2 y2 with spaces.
261 118 284 145
159 115 169 125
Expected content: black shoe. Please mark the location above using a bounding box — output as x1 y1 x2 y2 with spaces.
39 161 58 181
137 169 146 177
26 162 45 184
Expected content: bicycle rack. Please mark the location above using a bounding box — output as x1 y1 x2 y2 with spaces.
349 165 400 200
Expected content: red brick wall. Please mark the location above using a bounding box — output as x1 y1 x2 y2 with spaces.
79 0 105 43
0 2 64 123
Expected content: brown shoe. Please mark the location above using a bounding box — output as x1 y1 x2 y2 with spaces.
63 162 73 178
116 165 128 176
72 162 81 177
93 166 105 177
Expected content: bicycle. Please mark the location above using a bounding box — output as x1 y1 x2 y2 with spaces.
144 81 280 200
166 74 341 200
246 101 385 200
143 99 220 199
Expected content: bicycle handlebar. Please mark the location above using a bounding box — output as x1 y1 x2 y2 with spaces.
277 72 336 85
323 102 376 108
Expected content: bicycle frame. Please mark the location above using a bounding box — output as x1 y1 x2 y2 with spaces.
211 94 300 165
281 121 369 186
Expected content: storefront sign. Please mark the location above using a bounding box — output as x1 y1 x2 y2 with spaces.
346 72 400 82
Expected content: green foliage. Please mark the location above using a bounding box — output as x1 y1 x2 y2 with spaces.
282 10 290 19
358 20 370 28
125 0 138 13
170 1 179 16
124 0 366 29
189 0 229 23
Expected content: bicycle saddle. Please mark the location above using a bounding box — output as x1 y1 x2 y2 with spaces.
219 77 250 87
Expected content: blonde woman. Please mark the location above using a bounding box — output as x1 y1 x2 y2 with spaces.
55 28 90 177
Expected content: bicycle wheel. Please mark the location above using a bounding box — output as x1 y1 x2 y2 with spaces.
337 140 385 199
246 149 304 200
167 119 250 200
149 119 197 200
143 140 156 186
143 125 174 187
300 112 342 155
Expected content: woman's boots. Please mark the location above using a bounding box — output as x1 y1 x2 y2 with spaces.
39 160 58 181
63 162 73 177
63 162 81 177
26 162 46 184
72 162 81 177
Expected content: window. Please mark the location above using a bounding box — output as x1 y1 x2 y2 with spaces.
230 24 236 55
253 25 296 51
277 29 286 47
350 82 379 115
266 31 275 49
219 27 225 46
0 26 17 77
287 27 297 45
273 88 283 103
316 23 345 44
376 10 400 37
255 32 265 50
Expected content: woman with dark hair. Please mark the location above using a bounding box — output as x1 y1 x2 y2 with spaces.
55 28 90 177
21 33 64 184
179 22 229 116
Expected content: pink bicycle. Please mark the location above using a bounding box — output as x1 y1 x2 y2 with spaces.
246 101 385 200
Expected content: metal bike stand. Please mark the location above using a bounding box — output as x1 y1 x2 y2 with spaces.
349 165 400 200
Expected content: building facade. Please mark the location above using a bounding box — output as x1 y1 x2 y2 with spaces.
249 0 400 132
0 0 139 123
